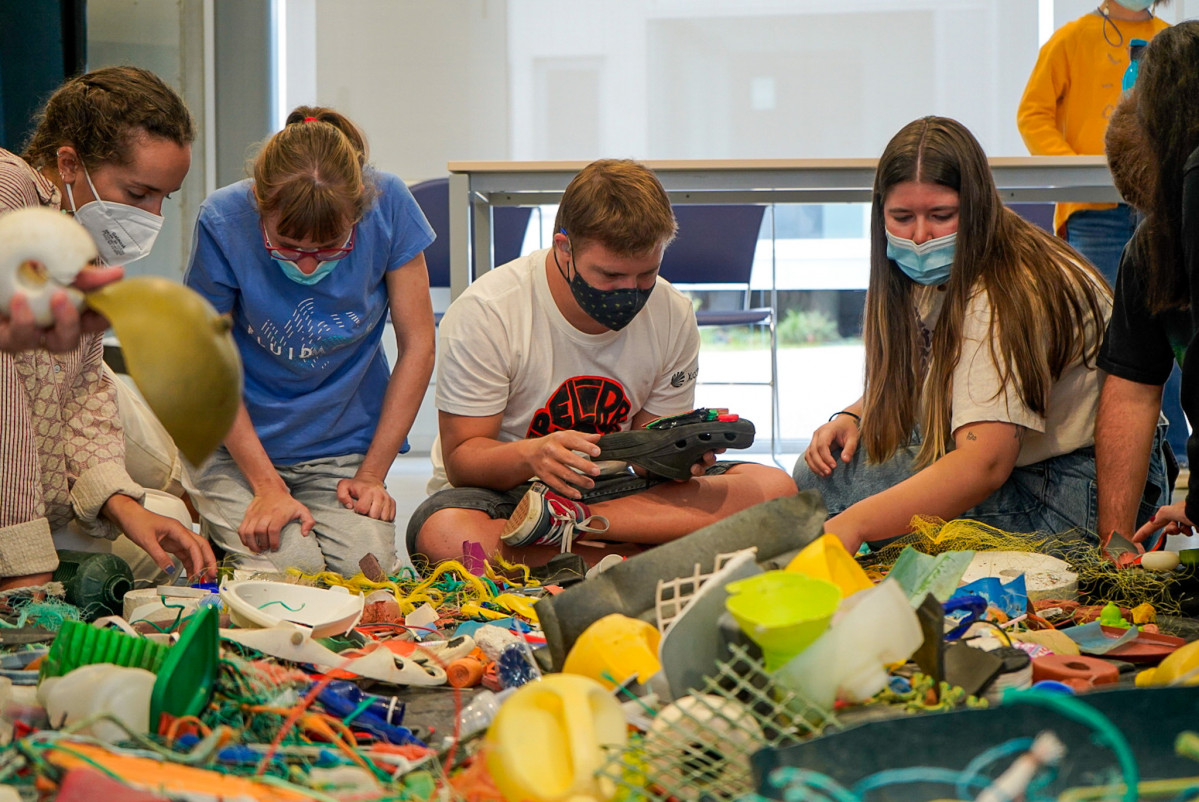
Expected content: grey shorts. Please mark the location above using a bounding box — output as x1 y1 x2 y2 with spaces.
405 461 741 558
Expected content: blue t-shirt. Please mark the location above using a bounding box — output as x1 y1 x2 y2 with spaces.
185 171 435 464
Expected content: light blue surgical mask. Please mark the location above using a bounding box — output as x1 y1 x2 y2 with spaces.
1113 0 1155 12
885 230 957 286
273 257 339 285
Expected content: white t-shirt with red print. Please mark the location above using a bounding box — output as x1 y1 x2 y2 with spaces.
429 248 699 493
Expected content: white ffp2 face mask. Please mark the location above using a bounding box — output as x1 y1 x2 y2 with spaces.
65 167 163 266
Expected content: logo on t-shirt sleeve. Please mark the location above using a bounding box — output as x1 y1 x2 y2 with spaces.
670 368 699 388
526 376 631 438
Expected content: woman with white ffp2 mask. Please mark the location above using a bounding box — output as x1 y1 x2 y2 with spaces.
0 65 216 595
62 162 166 266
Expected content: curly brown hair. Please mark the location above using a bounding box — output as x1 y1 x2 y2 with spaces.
22 66 194 170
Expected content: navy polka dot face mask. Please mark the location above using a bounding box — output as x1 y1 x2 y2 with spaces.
555 235 655 331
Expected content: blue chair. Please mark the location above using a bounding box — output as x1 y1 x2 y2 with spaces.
658 204 781 466
410 177 536 321
1007 202 1055 234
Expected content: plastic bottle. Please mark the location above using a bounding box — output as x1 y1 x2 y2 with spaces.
52 550 134 619
38 663 156 743
1123 38 1148 91
440 687 516 749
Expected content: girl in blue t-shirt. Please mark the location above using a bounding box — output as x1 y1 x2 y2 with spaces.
184 106 436 575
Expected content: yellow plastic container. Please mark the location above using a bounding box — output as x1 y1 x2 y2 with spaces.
562 613 661 690
485 674 626 802
725 571 841 671
785 534 874 599
1136 639 1199 687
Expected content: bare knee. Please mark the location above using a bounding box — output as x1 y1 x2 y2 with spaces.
415 507 502 563
727 463 799 502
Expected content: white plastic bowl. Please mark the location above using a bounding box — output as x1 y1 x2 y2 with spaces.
219 580 364 638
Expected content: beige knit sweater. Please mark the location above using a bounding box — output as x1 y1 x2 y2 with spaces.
0 149 143 576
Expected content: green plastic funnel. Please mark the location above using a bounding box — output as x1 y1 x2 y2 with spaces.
725 570 841 671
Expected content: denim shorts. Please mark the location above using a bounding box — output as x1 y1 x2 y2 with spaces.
792 426 1169 549
405 461 739 557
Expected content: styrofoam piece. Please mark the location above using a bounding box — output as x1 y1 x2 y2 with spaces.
1142 551 1181 571
0 207 92 325
122 587 214 622
220 625 446 686
643 694 763 795
405 603 439 638
958 551 1078 601
220 579 364 638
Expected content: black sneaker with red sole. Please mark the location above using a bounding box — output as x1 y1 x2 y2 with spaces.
595 409 755 480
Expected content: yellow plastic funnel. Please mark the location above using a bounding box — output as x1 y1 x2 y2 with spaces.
87 276 242 465
725 571 840 671
562 613 661 690
485 674 626 802
785 534 874 599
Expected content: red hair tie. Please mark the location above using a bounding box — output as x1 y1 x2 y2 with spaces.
303 116 318 122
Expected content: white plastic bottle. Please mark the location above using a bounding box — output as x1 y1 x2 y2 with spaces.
38 663 156 743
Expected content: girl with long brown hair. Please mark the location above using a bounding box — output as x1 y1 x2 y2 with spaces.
794 116 1162 553
183 106 436 575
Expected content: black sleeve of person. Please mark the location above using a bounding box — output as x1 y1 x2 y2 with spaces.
1097 226 1176 386
1181 146 1199 522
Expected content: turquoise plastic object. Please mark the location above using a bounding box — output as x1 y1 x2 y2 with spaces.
151 604 220 725
1060 621 1139 656
888 546 974 604
1123 38 1148 91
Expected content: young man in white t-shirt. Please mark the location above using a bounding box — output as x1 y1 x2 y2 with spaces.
407 159 797 565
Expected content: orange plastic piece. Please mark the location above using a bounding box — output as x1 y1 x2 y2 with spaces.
447 657 486 688
1032 654 1118 690
42 741 311 800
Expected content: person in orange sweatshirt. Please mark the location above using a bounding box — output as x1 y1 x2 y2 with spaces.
1017 0 1169 280
1018 1 1183 471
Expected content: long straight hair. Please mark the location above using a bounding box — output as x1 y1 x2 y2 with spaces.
860 117 1110 468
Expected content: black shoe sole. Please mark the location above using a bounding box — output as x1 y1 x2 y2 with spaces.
595 419 756 480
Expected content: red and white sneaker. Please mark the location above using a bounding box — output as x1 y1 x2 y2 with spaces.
500 482 610 552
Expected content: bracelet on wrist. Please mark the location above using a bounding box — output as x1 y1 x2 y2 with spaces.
829 410 861 424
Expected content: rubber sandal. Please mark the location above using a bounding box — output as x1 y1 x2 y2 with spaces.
595 409 755 480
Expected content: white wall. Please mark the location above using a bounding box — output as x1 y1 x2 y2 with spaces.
88 0 207 281
313 0 511 183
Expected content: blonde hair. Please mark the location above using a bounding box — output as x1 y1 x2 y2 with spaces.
553 159 677 256
252 106 376 242
861 117 1110 469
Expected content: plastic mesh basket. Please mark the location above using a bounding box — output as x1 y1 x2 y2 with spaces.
597 643 839 800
